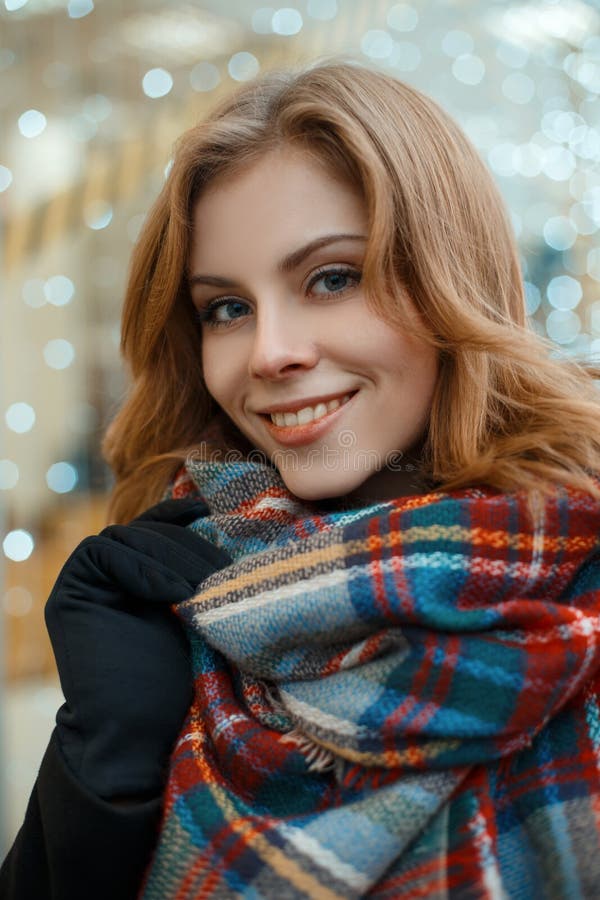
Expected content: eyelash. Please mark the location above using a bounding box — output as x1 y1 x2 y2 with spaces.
193 265 362 330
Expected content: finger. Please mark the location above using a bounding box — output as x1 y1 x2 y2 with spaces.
96 524 230 587
121 521 231 568
130 497 209 527
50 536 205 607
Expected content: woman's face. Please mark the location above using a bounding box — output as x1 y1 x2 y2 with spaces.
189 147 438 502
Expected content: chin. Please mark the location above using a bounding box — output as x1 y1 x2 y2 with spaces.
276 468 372 503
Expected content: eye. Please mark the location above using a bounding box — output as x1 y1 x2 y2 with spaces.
307 266 361 297
194 298 250 329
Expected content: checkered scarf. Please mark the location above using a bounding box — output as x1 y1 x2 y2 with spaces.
139 458 600 899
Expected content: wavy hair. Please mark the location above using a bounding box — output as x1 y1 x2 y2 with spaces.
103 60 600 523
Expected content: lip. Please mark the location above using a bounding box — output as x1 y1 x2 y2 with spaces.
257 390 356 416
260 391 357 447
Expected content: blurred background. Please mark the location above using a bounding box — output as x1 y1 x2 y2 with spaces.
1 0 599 854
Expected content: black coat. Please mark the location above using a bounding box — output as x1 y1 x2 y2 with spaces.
0 729 160 900
1 498 230 900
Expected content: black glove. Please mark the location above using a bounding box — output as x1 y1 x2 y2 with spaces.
44 497 231 801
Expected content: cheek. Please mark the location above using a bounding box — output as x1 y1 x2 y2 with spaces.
378 332 438 402
201 342 226 406
201 339 246 412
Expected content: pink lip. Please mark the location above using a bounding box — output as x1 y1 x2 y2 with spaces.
261 392 357 447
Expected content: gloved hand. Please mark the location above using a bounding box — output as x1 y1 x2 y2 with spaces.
44 497 230 801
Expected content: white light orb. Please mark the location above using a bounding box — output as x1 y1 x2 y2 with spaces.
272 8 303 35
18 109 47 138
43 339 76 370
142 68 173 99
3 530 34 562
5 402 35 434
46 462 78 494
0 165 13 191
228 52 259 82
44 275 75 306
546 275 582 310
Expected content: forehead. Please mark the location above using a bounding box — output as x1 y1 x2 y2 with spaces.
189 148 367 269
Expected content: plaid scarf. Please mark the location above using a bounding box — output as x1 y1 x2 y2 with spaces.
139 458 600 899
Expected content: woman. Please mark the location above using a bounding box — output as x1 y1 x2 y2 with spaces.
3 60 600 899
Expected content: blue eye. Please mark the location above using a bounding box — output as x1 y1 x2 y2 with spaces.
194 299 249 328
308 267 361 296
194 265 361 330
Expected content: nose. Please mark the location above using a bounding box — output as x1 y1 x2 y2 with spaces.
248 301 319 380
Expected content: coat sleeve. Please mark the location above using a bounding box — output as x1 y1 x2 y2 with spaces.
0 728 163 900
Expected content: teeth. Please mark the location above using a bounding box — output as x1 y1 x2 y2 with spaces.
296 407 315 425
270 393 351 427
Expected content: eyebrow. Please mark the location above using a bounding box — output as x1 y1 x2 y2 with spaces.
188 233 367 288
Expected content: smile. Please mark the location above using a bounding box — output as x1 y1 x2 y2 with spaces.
260 391 358 448
269 393 352 427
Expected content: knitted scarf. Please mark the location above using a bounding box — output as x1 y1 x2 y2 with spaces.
138 457 600 899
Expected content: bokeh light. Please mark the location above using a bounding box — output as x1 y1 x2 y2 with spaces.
0 165 13 191
5 403 35 434
524 282 542 316
228 52 260 81
22 279 46 308
44 275 75 306
387 3 418 32
543 216 577 251
43 339 76 370
361 30 394 60
142 68 173 99
452 54 485 86
46 462 78 494
82 93 112 121
513 143 545 178
67 0 94 18
442 30 474 58
588 248 600 282
389 42 421 72
488 142 517 177
543 147 576 181
272 8 303 35
18 109 47 138
306 0 337 20
2 587 33 617
83 201 113 230
252 7 274 33
546 309 581 344
3 530 34 562
547 276 582 310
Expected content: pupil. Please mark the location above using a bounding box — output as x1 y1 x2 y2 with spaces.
325 273 346 291
221 301 244 319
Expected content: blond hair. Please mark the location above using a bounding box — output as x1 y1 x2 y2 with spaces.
103 60 600 522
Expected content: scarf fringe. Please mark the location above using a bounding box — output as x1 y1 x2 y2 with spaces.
280 728 337 773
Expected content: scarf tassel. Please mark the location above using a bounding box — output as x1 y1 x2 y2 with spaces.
280 728 337 773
